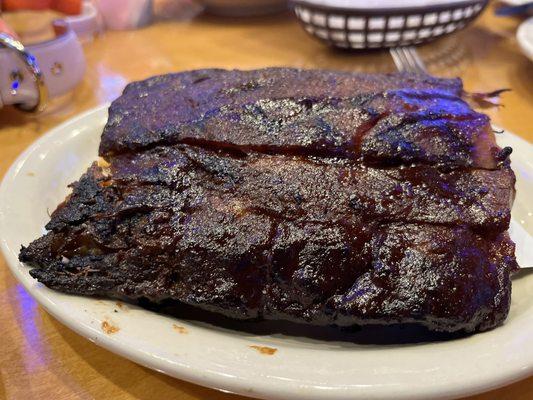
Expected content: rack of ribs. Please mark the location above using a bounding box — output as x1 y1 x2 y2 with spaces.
19 68 518 333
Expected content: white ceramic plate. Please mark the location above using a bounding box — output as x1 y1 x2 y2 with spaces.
517 17 533 63
1 105 532 400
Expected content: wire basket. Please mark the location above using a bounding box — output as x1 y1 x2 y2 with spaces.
292 0 488 49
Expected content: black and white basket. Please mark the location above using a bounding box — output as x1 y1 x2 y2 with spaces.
293 0 488 49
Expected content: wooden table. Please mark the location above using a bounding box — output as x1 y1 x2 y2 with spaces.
1 3 532 400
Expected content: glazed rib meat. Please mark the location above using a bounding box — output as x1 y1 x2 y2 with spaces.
19 68 519 332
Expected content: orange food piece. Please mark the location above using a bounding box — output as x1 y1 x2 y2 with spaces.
2 0 81 15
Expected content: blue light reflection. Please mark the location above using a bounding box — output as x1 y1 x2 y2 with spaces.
15 284 46 372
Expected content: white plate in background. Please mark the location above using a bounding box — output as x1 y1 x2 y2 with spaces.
0 105 532 400
518 17 533 62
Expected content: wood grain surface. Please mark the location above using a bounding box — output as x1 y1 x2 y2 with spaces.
1 3 532 400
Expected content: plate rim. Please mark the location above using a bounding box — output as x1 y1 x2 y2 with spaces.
1 105 532 400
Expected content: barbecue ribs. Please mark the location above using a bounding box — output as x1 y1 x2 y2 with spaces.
19 68 518 333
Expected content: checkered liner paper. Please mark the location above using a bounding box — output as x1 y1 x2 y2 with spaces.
293 0 488 49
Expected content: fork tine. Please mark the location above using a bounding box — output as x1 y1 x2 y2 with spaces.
400 46 420 73
390 47 407 72
393 47 415 73
390 47 417 73
390 46 427 74
406 46 427 74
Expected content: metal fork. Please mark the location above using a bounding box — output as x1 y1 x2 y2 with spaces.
390 46 427 74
